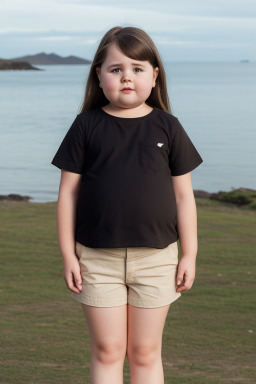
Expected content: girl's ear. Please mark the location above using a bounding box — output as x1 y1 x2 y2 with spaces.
152 67 159 88
95 67 101 84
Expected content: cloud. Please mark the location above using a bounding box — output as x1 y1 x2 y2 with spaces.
0 0 255 60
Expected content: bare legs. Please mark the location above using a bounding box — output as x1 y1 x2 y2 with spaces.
81 304 127 384
81 302 170 384
127 303 170 384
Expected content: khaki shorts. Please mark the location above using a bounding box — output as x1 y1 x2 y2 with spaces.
71 241 181 308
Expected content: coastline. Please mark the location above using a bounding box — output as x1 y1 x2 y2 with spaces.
1 188 256 209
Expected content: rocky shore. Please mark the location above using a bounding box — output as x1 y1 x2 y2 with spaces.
0 59 41 70
0 194 33 201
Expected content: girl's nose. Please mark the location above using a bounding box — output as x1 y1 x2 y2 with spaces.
121 70 132 82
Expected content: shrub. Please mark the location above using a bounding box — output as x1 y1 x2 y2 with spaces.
210 189 256 207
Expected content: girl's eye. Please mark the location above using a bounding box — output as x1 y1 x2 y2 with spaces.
111 68 142 73
111 68 121 73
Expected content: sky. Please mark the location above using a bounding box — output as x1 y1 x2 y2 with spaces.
1 0 256 62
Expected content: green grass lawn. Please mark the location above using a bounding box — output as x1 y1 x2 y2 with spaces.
0 198 255 384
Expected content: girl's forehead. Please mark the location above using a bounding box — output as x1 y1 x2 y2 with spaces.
103 43 150 66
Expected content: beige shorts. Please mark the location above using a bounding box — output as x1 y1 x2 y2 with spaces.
71 241 181 308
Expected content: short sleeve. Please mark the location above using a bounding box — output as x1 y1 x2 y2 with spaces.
51 115 86 174
169 117 203 176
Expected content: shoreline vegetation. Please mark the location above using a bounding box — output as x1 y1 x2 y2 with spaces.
1 187 256 209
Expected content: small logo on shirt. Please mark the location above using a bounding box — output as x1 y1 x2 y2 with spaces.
157 143 164 147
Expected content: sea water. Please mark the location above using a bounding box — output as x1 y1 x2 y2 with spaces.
0 62 255 202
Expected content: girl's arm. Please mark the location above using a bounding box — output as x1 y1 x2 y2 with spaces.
56 169 83 294
171 172 198 293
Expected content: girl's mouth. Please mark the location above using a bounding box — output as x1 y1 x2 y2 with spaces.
121 88 133 93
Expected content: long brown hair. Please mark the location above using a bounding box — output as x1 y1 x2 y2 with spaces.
78 26 172 114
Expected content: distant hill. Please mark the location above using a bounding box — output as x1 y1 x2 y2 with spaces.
7 52 92 65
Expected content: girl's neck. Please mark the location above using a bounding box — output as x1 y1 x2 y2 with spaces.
101 103 153 118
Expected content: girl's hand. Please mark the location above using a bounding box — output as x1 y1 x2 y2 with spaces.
176 255 196 293
62 255 83 294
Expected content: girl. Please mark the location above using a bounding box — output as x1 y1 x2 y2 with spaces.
51 26 203 384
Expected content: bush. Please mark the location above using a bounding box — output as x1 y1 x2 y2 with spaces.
210 188 256 208
249 201 256 210
221 192 252 205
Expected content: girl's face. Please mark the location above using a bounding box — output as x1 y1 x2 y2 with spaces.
96 43 159 111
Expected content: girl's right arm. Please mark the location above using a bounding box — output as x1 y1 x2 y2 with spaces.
57 169 83 294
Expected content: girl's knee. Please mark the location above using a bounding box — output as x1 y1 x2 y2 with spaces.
92 340 126 364
127 343 161 366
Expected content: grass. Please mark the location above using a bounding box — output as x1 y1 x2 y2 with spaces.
0 198 255 384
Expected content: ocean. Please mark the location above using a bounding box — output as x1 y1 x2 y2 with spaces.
0 61 255 203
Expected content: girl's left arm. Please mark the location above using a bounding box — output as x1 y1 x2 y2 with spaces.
172 172 198 293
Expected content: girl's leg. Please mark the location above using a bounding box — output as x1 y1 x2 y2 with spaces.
81 303 127 384
127 303 170 384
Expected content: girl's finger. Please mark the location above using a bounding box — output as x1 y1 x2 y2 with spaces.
176 273 185 286
74 275 83 291
65 274 81 294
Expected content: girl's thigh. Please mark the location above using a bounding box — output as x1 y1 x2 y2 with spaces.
81 303 128 355
127 303 170 357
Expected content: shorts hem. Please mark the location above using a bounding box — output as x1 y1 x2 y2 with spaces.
128 292 181 308
71 291 181 308
71 292 128 307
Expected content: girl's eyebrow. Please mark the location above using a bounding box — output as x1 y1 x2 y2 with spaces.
107 63 145 69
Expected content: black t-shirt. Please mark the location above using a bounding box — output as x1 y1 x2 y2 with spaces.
51 107 203 248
